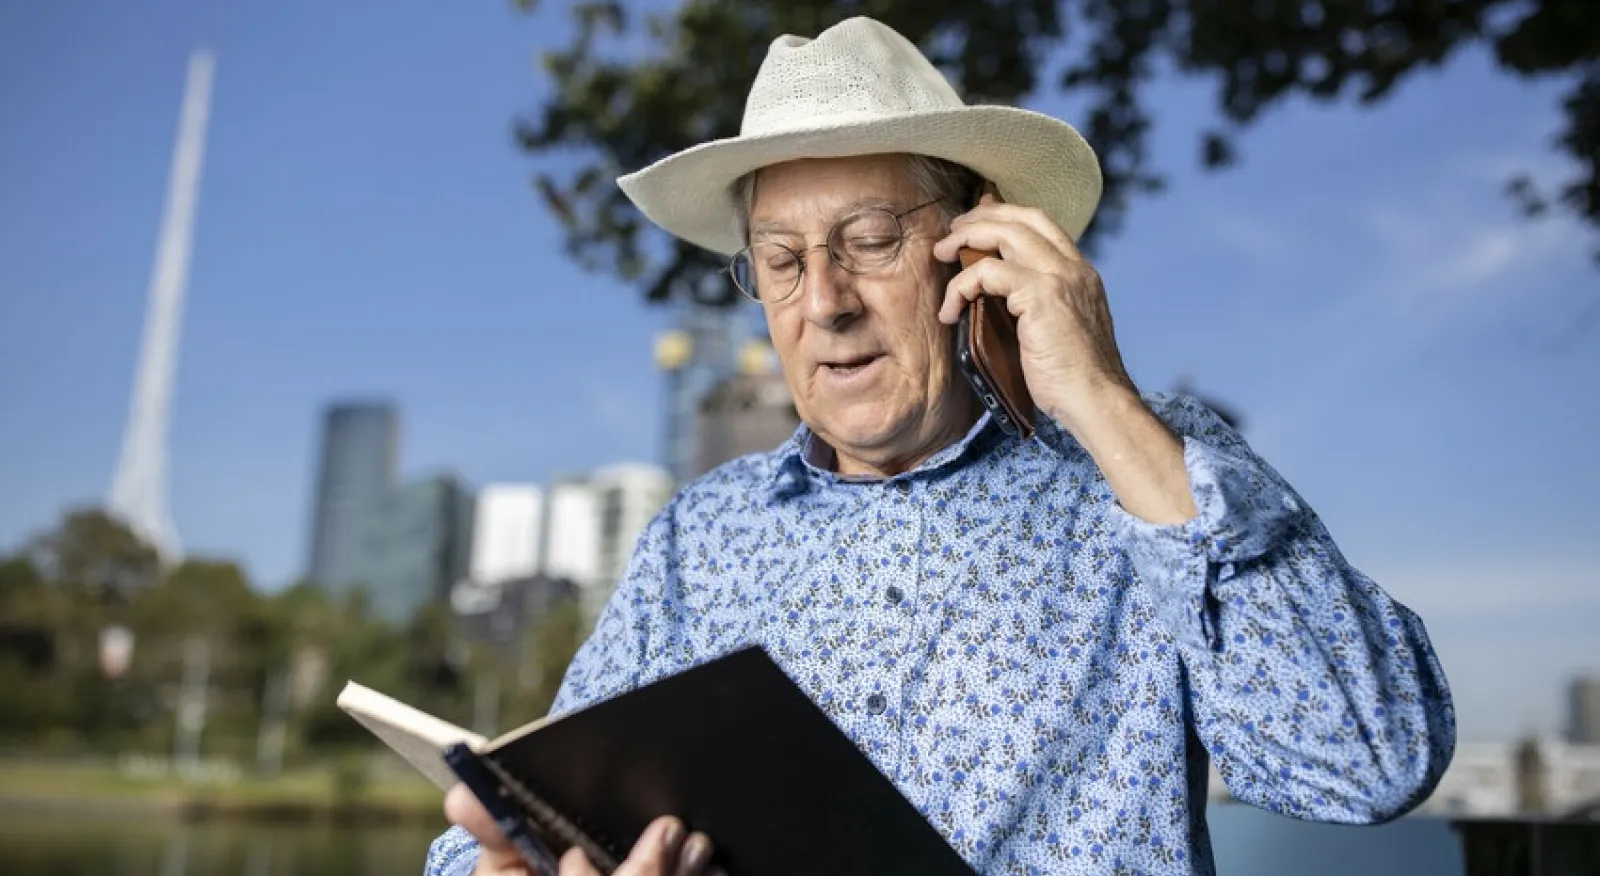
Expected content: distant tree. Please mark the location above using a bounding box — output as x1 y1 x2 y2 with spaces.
407 600 471 723
0 556 63 738
514 0 1599 308
517 597 588 718
23 508 160 595
0 556 52 671
2 511 158 750
0 509 498 763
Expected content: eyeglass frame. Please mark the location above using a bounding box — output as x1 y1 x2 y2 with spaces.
726 199 943 303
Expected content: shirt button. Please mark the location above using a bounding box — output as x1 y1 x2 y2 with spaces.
886 585 904 604
893 480 911 494
866 693 887 715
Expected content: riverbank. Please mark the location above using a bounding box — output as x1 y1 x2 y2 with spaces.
0 759 444 825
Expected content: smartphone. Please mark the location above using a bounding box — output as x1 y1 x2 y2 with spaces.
954 186 1037 440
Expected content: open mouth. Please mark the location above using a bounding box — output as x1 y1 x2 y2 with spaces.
821 354 882 376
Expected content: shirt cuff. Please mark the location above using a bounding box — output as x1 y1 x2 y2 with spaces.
424 826 481 876
1109 436 1306 651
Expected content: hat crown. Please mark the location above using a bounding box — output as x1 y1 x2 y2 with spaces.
740 17 963 137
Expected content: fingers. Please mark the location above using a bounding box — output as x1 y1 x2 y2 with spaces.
478 845 537 876
602 815 717 876
446 785 538 875
445 783 513 853
932 215 1062 270
560 846 602 876
937 256 1041 324
448 789 718 876
955 195 1083 258
675 830 716 876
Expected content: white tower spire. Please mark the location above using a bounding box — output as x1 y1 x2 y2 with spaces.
109 49 214 561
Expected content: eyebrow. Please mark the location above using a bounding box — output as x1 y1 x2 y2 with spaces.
750 197 901 237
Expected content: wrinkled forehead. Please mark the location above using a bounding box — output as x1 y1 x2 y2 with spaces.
747 154 920 233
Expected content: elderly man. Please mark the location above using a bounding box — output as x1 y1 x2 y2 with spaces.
429 16 1454 876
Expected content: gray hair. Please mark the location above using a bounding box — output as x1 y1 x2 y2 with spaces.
732 154 984 245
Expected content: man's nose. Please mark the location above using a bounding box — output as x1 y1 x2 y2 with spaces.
797 249 861 331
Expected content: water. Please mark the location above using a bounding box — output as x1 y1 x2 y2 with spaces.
1209 805 1464 875
0 814 442 876
0 805 1465 875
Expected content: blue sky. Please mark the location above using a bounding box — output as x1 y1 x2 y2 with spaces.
1 1 1594 742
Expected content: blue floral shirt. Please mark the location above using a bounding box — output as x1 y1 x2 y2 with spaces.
425 392 1455 876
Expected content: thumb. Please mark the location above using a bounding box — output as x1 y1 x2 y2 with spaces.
476 844 536 876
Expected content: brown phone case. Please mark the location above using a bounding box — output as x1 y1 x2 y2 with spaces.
958 230 1037 440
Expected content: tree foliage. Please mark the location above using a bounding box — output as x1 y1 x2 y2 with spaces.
516 0 1599 307
0 509 587 765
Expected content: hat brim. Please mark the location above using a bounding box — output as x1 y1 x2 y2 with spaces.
616 105 1104 257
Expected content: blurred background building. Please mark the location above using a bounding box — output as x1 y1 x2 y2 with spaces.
1570 676 1600 745
589 463 676 609
656 306 738 485
305 402 399 596
694 360 800 480
459 464 675 624
354 472 475 624
451 573 580 654
467 483 544 586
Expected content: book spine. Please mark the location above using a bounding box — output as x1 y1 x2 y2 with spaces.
442 743 561 876
480 752 622 874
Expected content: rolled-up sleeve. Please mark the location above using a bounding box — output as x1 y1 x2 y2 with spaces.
1110 393 1456 824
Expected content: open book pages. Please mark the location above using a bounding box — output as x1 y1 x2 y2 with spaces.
336 681 556 791
336 681 487 791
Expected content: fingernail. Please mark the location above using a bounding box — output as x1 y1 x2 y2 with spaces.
660 819 684 854
680 834 712 872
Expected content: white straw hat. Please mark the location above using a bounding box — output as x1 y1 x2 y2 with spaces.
616 16 1103 258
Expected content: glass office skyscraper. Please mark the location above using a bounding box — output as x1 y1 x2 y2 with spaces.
306 402 398 595
357 474 475 623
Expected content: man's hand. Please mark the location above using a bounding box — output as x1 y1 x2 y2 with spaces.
931 192 1136 433
444 782 719 876
932 195 1198 525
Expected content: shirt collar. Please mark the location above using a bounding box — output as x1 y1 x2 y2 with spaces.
765 411 1004 500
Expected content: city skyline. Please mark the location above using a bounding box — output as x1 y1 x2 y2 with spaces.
0 2 1595 745
301 396 678 625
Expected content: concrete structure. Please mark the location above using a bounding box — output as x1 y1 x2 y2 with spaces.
452 465 672 627
305 402 399 592
655 305 745 486
1425 742 1522 815
1202 739 1600 818
1568 676 1600 745
694 369 800 479
543 477 604 594
468 484 544 586
452 573 580 651
108 49 215 560
1419 740 1600 817
592 463 677 601
531 464 674 620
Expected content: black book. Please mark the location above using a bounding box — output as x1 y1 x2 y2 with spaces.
339 645 975 875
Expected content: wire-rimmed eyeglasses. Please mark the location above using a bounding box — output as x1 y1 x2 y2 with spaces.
727 200 940 303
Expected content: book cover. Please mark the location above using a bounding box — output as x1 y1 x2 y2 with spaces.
340 645 974 875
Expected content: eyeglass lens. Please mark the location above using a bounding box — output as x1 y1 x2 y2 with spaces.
731 208 910 301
